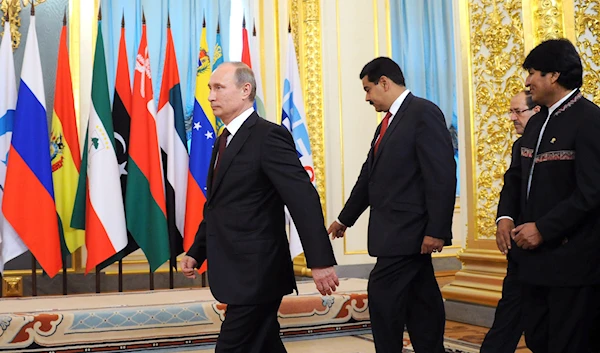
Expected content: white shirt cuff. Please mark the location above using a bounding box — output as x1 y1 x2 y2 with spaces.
496 216 514 224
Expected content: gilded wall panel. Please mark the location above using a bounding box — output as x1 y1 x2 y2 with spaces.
536 0 566 40
575 0 600 104
470 0 525 239
291 0 326 214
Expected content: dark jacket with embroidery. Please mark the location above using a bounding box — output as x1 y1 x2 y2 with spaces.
502 90 600 286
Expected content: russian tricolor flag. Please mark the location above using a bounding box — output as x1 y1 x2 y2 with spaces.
2 14 62 277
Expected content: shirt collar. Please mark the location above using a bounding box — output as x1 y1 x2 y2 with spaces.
388 89 411 116
548 88 578 116
225 106 255 137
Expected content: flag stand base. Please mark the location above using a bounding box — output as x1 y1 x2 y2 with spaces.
293 253 311 277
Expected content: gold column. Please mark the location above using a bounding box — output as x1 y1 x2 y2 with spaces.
290 0 325 277
574 0 600 104
442 0 575 306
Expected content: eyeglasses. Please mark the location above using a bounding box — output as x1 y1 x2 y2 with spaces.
508 108 533 116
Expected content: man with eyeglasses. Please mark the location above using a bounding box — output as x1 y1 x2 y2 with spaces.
480 90 540 353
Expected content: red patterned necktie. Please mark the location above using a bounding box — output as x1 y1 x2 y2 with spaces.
213 128 231 181
374 112 392 155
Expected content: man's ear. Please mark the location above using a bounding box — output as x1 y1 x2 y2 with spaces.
550 72 561 84
379 76 389 91
241 83 251 98
533 105 541 113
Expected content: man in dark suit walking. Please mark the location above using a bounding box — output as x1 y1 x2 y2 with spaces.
480 90 540 353
180 62 338 353
501 39 600 353
328 57 456 353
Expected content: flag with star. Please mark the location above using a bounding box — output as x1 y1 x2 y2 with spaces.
184 20 214 275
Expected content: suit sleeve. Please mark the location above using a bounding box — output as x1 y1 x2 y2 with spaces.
186 209 207 267
337 128 381 226
497 138 522 220
261 125 337 268
337 158 370 227
415 103 457 240
536 112 600 242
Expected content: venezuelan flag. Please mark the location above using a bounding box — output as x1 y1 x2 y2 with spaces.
184 24 215 269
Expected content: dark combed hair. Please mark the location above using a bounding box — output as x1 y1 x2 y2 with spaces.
359 57 406 86
522 39 583 89
524 90 536 109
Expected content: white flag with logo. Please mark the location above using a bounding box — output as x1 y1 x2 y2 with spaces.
281 32 317 258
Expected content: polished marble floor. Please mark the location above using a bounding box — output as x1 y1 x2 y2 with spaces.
182 321 532 353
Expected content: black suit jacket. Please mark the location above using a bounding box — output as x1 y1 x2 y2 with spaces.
501 91 600 286
497 137 523 221
187 112 336 305
338 93 456 257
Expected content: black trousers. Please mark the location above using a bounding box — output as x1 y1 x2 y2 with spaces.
522 284 597 353
368 254 445 353
480 257 523 353
215 298 286 353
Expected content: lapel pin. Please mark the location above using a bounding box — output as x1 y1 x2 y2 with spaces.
550 137 556 144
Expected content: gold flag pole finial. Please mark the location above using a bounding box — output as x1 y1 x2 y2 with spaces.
30 0 35 16
216 20 220 34
167 12 170 29
63 6 67 26
288 20 291 33
121 11 125 28
97 4 101 21
242 14 246 29
142 10 145 25
253 20 257 36
202 13 205 28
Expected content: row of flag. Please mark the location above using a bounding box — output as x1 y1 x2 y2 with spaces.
0 10 314 278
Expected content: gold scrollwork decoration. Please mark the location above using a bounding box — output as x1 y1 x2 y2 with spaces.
574 0 600 105
290 0 326 217
0 0 46 50
535 0 564 40
470 0 525 240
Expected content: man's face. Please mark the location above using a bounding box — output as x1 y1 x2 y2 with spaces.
525 68 556 107
208 64 247 122
509 92 537 135
362 76 388 112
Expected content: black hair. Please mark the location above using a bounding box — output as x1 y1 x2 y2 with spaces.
522 39 583 89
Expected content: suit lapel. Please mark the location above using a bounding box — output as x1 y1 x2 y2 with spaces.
209 112 258 199
370 93 413 171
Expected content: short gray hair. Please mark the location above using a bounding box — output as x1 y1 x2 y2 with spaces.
230 62 257 101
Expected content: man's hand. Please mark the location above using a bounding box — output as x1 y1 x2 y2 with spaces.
327 221 348 240
496 218 515 255
512 222 543 250
421 236 444 254
312 266 339 296
180 255 198 279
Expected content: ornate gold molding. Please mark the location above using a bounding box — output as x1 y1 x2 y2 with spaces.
290 0 326 219
290 0 325 275
0 0 47 50
523 0 576 52
574 0 600 104
470 0 525 240
2 276 23 297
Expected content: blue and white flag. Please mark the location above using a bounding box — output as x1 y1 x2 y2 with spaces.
0 20 27 272
281 32 316 259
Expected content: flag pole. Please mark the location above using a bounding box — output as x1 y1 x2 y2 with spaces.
61 8 69 296
166 13 175 290
118 10 125 294
30 0 38 298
